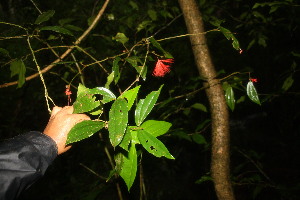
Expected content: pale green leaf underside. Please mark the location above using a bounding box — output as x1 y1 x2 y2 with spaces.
247 81 261 105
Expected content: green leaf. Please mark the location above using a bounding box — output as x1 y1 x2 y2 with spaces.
112 57 121 84
73 93 101 114
108 98 129 147
191 134 207 145
120 143 137 190
135 85 163 126
219 26 240 50
64 24 83 32
124 56 147 79
0 47 9 56
225 86 235 111
195 175 213 184
120 85 141 111
119 128 132 151
35 10 55 24
10 59 26 88
39 26 74 36
138 129 174 159
136 20 152 32
141 120 171 137
112 32 129 45
148 37 173 58
282 75 294 92
74 84 116 111
247 81 261 105
105 71 114 89
66 120 105 145
148 9 157 21
91 87 116 104
191 103 207 112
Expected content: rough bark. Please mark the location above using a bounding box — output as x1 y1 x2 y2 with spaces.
178 0 235 199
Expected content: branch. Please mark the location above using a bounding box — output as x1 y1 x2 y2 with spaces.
0 0 111 89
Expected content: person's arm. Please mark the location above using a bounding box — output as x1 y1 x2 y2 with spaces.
0 106 90 200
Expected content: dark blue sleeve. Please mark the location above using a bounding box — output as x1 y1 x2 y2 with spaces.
0 131 58 200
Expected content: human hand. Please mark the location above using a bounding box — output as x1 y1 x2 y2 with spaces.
43 106 90 154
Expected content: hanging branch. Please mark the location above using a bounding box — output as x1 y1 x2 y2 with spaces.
0 0 111 89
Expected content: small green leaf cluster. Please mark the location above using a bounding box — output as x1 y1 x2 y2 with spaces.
66 84 173 190
223 78 261 112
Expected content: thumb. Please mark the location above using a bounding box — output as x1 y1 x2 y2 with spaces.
51 106 62 117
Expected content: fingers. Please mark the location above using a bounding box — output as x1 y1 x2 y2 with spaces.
51 106 62 116
73 113 91 121
62 106 74 114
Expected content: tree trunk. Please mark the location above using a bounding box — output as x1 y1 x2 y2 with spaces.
178 0 235 199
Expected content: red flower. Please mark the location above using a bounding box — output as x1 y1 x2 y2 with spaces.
152 58 174 77
249 78 258 83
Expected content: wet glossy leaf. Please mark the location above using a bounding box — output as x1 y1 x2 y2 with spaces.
247 81 261 105
73 84 116 114
91 87 116 103
35 10 55 24
138 129 174 159
66 120 105 145
120 85 141 110
109 98 128 147
120 144 137 190
225 86 235 111
141 120 171 137
135 85 163 126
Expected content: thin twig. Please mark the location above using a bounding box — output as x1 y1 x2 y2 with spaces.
99 133 123 200
30 0 42 14
27 37 56 112
152 13 183 38
71 53 85 85
236 148 273 184
0 0 111 88
79 163 107 180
